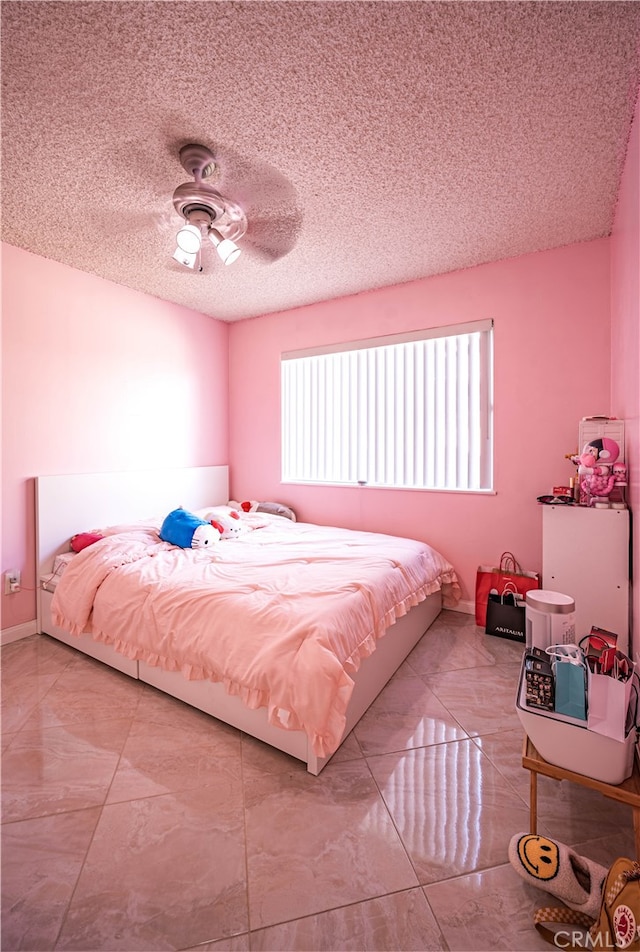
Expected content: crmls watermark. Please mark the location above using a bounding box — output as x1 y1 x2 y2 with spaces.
553 932 599 948
553 929 633 948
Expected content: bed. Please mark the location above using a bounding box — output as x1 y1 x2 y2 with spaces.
36 466 460 774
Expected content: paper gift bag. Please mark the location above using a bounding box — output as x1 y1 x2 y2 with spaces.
485 590 525 642
587 658 636 742
550 646 587 720
475 551 540 626
580 628 619 673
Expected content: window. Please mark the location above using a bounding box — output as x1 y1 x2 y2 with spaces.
281 319 493 491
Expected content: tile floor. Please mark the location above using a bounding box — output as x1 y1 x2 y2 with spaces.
1 610 635 952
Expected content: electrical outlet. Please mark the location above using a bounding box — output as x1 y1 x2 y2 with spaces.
4 570 20 594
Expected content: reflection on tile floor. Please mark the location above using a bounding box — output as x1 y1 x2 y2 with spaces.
1 612 635 951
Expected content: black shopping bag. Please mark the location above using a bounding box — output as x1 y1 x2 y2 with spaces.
475 551 539 627
485 590 525 642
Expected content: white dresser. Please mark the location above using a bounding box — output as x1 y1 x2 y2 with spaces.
542 505 630 655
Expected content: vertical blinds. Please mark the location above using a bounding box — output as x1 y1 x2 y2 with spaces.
281 320 493 491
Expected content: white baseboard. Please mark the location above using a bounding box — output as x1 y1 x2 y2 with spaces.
449 598 474 616
1 620 37 646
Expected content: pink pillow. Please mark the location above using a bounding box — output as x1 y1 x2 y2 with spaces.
70 532 104 552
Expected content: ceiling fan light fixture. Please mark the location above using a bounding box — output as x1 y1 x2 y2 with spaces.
209 228 241 266
172 246 199 269
176 222 202 254
172 145 247 271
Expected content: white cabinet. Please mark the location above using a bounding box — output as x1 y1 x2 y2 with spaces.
542 505 630 654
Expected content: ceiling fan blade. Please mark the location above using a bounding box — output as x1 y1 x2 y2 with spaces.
242 213 302 263
202 144 302 261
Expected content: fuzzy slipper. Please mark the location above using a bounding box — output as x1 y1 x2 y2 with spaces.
508 832 607 920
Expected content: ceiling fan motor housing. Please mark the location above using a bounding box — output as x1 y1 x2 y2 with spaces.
173 144 247 242
179 143 217 181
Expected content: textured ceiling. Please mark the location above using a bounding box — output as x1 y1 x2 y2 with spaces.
2 2 640 323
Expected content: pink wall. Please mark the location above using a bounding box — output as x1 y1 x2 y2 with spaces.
229 240 612 607
611 89 640 655
3 228 631 635
1 244 229 633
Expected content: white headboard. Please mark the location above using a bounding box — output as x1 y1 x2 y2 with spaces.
36 465 229 625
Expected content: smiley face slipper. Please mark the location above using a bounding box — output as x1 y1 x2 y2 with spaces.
508 832 607 920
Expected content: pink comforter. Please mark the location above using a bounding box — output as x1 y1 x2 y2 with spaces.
52 517 460 757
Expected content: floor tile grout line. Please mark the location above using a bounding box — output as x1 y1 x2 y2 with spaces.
54 678 142 951
4 619 634 951
239 732 256 950
246 883 440 948
50 806 103 951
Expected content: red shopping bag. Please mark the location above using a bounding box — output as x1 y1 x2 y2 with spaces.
475 551 540 626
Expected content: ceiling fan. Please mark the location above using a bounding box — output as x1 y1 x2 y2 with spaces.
171 143 247 270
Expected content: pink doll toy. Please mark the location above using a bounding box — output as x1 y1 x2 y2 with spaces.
576 438 619 506
580 466 616 506
609 461 628 507
576 437 619 473
613 461 628 486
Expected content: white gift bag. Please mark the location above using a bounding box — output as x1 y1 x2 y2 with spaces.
587 658 636 742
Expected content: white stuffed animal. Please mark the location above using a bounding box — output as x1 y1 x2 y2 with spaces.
201 506 248 540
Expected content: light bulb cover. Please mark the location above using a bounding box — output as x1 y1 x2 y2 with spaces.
209 229 241 265
176 223 202 254
217 239 241 265
172 247 198 269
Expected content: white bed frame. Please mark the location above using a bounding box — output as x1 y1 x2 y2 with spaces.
36 466 442 774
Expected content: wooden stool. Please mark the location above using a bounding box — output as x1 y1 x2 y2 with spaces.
522 735 640 859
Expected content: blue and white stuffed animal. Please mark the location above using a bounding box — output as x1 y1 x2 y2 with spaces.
159 508 221 549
